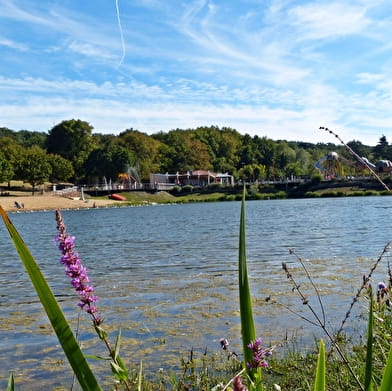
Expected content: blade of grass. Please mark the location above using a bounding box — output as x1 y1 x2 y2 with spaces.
379 344 392 391
314 339 325 391
238 187 257 379
0 206 101 391
365 289 374 391
6 372 14 391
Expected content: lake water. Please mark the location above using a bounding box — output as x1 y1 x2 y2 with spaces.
1 196 392 389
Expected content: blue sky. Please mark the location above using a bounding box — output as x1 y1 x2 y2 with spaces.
1 0 392 145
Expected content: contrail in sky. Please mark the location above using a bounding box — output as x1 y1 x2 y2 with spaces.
115 0 125 67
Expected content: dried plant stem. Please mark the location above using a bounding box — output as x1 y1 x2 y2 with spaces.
289 250 326 325
319 126 390 192
282 258 364 391
333 243 391 346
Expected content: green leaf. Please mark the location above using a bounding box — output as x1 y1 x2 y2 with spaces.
138 360 143 391
0 206 101 391
114 328 122 360
365 290 374 391
94 325 108 340
110 361 128 382
379 344 392 391
314 339 326 391
238 187 257 380
6 372 14 391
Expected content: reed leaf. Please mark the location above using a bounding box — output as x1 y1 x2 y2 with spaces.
379 344 392 391
314 339 325 391
6 372 14 391
0 206 101 391
238 188 257 379
364 289 374 391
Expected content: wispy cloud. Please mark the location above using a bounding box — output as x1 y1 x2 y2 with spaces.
0 0 391 145
0 37 28 51
288 2 370 41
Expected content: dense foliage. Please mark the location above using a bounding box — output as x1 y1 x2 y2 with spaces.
0 121 389 187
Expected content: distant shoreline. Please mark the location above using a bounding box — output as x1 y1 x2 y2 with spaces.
0 194 119 213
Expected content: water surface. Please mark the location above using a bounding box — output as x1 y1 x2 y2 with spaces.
1 197 391 389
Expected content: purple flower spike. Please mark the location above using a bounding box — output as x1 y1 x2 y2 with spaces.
55 210 103 326
246 337 272 369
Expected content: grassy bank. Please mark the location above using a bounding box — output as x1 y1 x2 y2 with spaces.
89 179 392 207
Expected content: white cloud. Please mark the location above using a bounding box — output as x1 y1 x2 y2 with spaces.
0 37 28 51
288 2 370 41
356 72 384 84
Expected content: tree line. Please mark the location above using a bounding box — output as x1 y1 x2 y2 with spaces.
0 119 389 190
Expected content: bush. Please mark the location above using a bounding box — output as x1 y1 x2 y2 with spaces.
205 183 223 191
364 190 378 196
182 184 194 193
310 174 323 185
170 185 182 194
305 191 320 198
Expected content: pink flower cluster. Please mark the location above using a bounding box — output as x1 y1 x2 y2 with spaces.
55 210 102 325
246 337 272 369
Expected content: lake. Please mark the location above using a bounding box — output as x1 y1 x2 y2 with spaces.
1 196 392 389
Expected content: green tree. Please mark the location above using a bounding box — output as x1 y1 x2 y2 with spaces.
18 146 52 194
347 140 372 159
190 126 242 173
373 135 390 160
253 164 266 181
253 136 276 178
117 129 166 180
0 137 25 185
276 141 296 172
0 152 14 183
47 154 75 184
46 119 96 181
153 129 213 173
84 145 134 183
285 162 302 178
14 130 47 148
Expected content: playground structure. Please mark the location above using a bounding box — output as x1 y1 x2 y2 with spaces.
315 152 392 178
360 158 392 173
314 152 344 178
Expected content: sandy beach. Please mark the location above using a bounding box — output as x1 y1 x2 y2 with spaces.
0 193 119 213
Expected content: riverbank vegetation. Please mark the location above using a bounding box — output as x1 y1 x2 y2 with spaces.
1 121 392 191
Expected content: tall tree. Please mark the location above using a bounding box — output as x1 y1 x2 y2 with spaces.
17 146 52 193
117 129 165 180
0 152 14 183
46 119 96 181
47 154 75 184
84 145 134 183
373 135 390 160
0 137 25 185
153 129 213 173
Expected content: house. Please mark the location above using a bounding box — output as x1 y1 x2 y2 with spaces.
150 170 234 190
